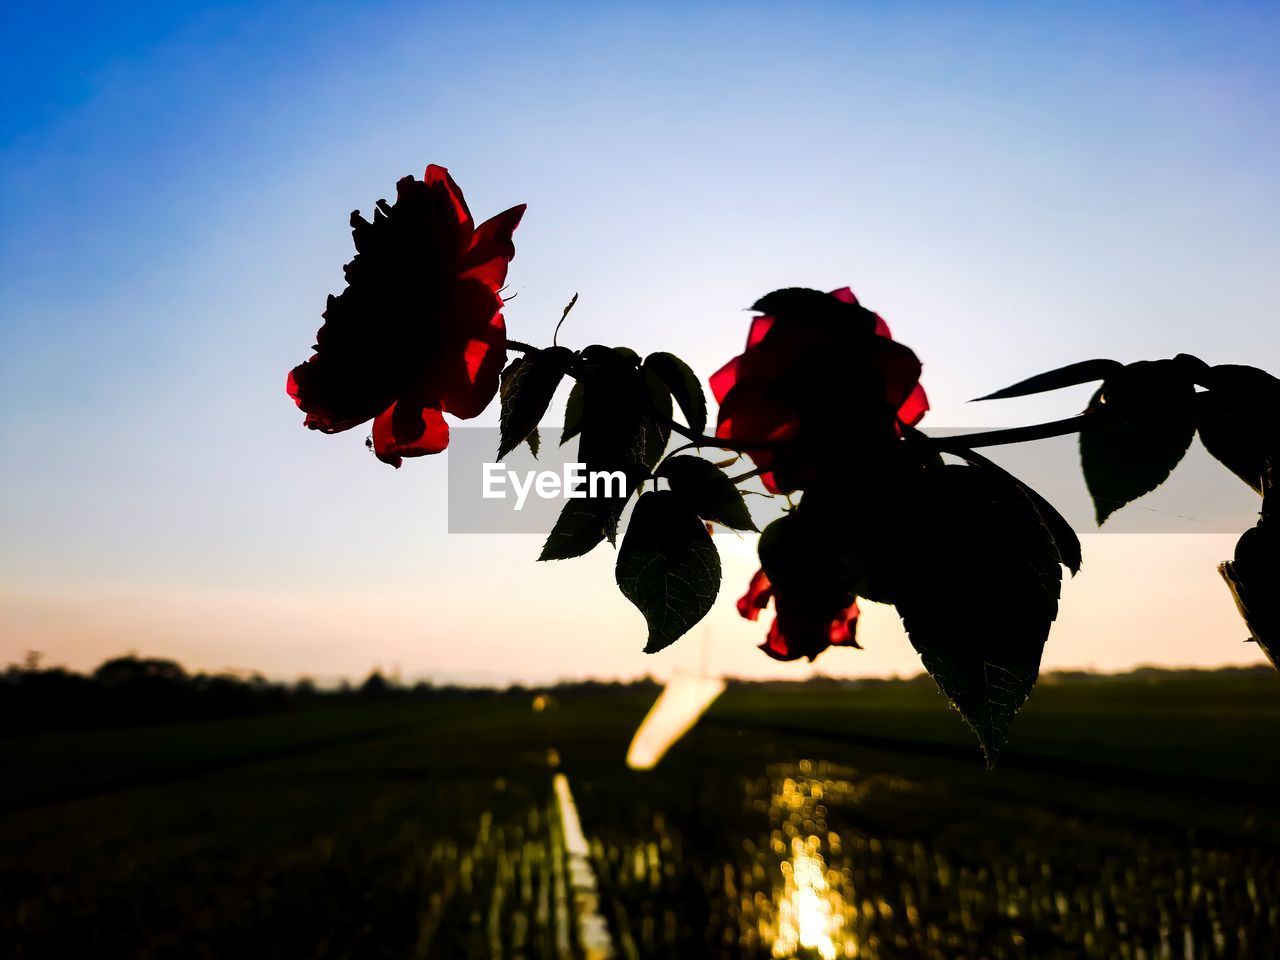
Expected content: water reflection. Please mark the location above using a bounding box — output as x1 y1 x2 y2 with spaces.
773 836 848 959
587 755 1280 958
768 768 861 959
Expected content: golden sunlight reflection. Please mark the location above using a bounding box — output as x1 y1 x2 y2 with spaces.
589 754 1279 957
773 836 846 959
768 769 859 959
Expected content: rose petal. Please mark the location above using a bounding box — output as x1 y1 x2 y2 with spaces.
736 569 773 621
461 204 526 289
424 164 474 236
709 355 741 403
287 355 392 434
827 600 862 648
372 401 450 468
757 593 863 662
746 314 775 348
716 392 801 446
436 281 507 420
875 339 924 410
759 619 801 661
716 391 800 492
898 382 929 426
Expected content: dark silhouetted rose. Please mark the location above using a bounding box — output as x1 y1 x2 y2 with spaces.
287 165 525 467
736 568 861 662
710 287 928 493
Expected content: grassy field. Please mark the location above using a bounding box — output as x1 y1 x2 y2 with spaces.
2 671 1279 958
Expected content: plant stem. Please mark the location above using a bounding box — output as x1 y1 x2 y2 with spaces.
666 413 1114 454
664 419 763 452
507 339 1111 454
662 441 702 459
552 293 578 347
729 466 765 484
931 413 1111 450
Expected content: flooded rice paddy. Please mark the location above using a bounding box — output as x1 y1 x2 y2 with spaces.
3 678 1280 958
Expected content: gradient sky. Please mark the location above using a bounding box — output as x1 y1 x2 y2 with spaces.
3 1 1279 683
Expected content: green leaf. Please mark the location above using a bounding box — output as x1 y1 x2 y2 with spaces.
560 381 584 446
577 347 652 542
1080 360 1198 524
1220 560 1280 670
1221 480 1280 670
498 347 573 459
973 359 1124 402
1196 364 1280 493
952 446 1082 575
656 455 756 530
525 428 540 458
1023 489 1081 576
632 419 670 477
539 498 606 561
894 465 1062 765
643 352 707 436
639 368 673 468
616 491 721 653
498 356 528 448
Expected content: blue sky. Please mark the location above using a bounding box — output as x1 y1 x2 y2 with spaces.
2 1 1278 681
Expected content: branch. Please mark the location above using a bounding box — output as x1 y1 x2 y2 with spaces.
669 412 1118 456
929 413 1115 450
663 418 765 453
506 340 1113 454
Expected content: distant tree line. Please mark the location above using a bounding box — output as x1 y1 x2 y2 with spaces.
13 650 1257 736
722 664 1275 692
0 652 662 735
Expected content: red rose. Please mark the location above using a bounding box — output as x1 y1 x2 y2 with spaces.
710 287 928 493
737 568 861 662
287 165 525 467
